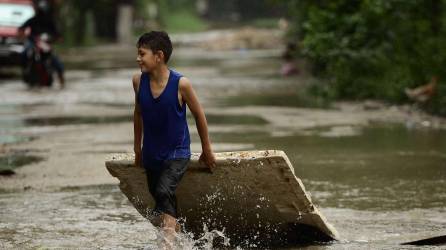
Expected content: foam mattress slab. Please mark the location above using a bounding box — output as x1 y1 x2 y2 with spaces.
105 150 339 246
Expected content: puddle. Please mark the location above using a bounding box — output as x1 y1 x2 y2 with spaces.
1 40 445 249
0 113 267 129
80 102 132 108
0 153 44 175
0 115 132 131
0 185 155 249
211 123 446 211
23 115 132 126
1 177 444 249
171 57 222 68
63 57 137 71
0 135 34 145
201 114 268 125
220 92 333 109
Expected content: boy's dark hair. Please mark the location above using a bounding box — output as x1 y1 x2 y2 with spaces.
137 31 173 63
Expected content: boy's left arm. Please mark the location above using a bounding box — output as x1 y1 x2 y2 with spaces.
179 77 216 171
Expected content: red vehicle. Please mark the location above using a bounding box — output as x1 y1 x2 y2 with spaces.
0 0 34 66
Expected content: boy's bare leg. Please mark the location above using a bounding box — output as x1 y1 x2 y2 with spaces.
161 213 178 249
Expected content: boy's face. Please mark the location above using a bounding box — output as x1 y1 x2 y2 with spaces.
136 47 163 73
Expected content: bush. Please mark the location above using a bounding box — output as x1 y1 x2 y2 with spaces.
282 0 446 116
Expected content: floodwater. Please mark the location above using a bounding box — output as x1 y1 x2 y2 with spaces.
0 43 445 249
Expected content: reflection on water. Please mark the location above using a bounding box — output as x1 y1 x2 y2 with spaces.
0 135 33 145
1 123 444 249
0 185 156 249
211 123 446 211
0 185 250 249
200 114 268 125
0 113 268 130
220 92 333 109
0 181 444 249
0 153 44 176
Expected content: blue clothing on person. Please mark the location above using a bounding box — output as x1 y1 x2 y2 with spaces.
138 69 191 171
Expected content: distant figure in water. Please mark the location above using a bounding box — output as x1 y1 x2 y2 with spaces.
405 76 438 103
18 0 65 89
132 31 216 248
280 42 299 77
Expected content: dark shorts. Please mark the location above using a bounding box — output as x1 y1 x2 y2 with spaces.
144 158 190 218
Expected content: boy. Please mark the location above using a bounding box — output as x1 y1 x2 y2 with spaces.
132 31 216 243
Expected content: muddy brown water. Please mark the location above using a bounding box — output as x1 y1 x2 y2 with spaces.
0 45 445 249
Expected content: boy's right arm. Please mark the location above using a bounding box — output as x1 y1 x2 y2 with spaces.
132 74 143 168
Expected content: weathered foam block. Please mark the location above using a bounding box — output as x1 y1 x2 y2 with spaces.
105 150 339 245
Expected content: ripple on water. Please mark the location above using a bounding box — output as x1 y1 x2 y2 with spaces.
0 185 248 249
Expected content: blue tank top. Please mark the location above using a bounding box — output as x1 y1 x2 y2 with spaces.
138 69 191 169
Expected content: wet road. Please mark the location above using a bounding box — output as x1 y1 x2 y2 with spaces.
1 44 445 249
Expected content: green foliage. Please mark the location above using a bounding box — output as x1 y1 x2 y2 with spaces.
58 0 207 44
163 10 208 33
59 0 118 46
425 83 446 116
282 0 446 116
137 0 207 33
247 18 279 28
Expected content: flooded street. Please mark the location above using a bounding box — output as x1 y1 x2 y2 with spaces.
1 42 445 249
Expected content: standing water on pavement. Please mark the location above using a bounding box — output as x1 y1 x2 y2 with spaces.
0 44 445 249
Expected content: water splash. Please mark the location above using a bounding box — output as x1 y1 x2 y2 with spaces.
143 222 230 250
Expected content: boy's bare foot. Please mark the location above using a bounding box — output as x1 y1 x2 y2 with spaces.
161 213 178 249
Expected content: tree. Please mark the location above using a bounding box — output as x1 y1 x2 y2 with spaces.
281 0 446 115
